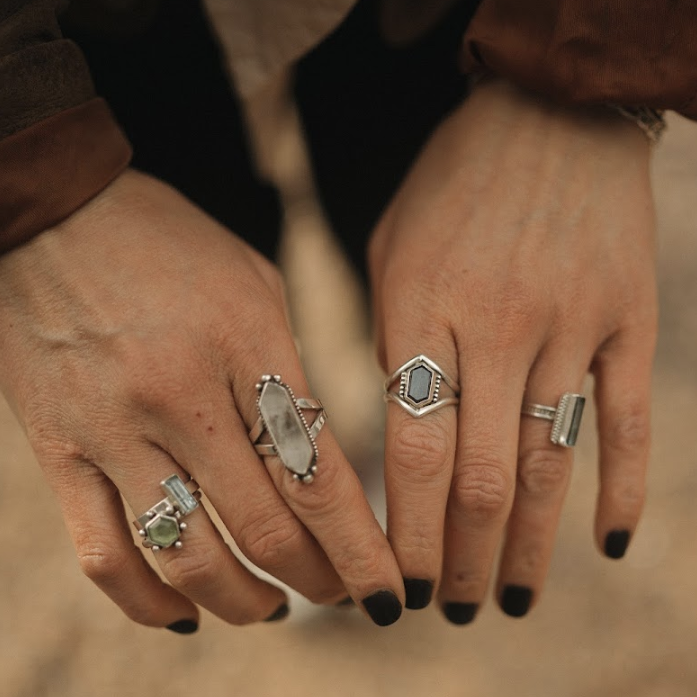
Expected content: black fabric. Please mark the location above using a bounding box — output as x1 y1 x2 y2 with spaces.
294 0 481 278
61 0 480 272
61 0 283 261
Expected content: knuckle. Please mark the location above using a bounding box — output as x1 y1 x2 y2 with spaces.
517 449 570 498
284 463 347 518
120 600 166 628
516 540 546 577
605 407 651 454
237 510 305 571
77 547 127 585
451 459 512 524
446 568 489 598
333 541 385 587
389 418 453 482
304 583 346 606
163 548 222 593
604 478 645 515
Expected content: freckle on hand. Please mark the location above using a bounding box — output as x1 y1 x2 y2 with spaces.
207 426 214 433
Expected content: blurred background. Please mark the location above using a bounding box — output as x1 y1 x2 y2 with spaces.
2 103 696 696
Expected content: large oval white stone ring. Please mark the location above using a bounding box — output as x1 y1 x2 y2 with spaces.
384 355 460 418
249 375 327 484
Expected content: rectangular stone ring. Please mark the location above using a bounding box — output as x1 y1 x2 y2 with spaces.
521 393 586 447
133 475 201 551
383 355 460 418
249 375 327 484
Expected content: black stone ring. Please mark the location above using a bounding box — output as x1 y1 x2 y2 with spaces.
384 355 460 418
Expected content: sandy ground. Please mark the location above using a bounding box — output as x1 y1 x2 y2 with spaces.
2 111 697 697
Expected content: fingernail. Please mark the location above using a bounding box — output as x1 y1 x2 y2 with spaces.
362 590 403 626
166 619 199 634
336 596 355 607
403 578 434 610
264 603 290 622
604 529 631 559
501 585 533 618
442 602 478 626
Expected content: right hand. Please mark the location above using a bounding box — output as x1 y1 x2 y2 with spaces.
0 169 404 631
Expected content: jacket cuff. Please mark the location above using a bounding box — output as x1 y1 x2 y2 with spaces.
461 0 697 120
0 97 132 255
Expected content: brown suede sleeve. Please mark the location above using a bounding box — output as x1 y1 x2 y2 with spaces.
0 1 132 254
0 99 132 254
462 0 697 119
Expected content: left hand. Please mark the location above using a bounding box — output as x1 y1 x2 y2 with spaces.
369 77 657 620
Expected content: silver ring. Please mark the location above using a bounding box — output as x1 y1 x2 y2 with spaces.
384 355 460 418
133 475 201 551
521 392 586 448
249 375 327 484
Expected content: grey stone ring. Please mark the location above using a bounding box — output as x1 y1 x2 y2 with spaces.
249 375 327 484
521 393 586 448
384 355 460 418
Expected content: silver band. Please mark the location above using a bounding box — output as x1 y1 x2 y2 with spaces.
133 475 201 551
521 393 586 448
384 355 460 418
250 375 327 484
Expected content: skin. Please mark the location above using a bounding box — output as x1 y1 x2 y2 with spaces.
0 170 404 629
0 77 656 627
369 78 657 617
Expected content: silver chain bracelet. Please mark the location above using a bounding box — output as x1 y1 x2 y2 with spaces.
606 104 667 144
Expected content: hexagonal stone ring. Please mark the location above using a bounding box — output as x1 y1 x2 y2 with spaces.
133 475 201 551
384 355 460 418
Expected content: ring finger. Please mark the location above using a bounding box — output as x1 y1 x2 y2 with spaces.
108 442 289 626
495 342 593 617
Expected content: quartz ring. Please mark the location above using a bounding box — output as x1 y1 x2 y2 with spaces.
133 475 201 551
249 375 327 484
521 393 586 448
384 355 460 418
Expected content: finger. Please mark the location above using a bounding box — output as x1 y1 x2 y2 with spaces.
592 328 654 560
41 458 200 633
155 385 347 606
382 324 459 610
230 328 405 627
438 346 529 625
107 442 289 626
495 343 590 618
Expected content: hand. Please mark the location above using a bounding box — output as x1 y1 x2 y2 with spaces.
369 78 656 620
0 169 404 630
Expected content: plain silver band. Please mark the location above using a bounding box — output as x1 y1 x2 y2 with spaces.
520 403 557 421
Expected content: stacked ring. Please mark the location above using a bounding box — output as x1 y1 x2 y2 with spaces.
133 474 201 551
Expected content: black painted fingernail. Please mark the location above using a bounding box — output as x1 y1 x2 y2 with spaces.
362 590 403 626
264 603 290 622
605 529 631 559
501 585 533 618
166 619 199 634
336 596 355 607
404 578 434 610
442 602 479 626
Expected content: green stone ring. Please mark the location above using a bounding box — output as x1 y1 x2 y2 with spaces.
133 475 201 551
384 355 460 418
